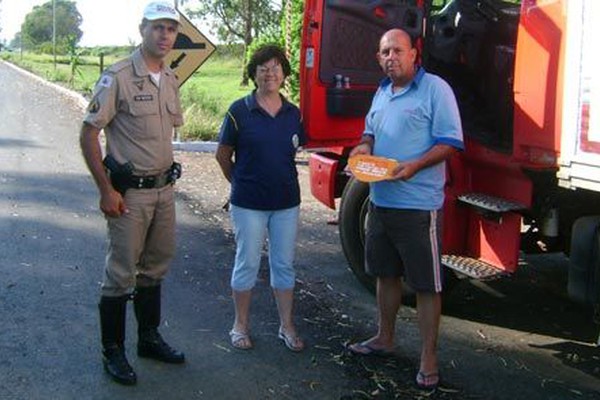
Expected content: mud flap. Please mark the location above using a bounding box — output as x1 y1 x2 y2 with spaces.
308 153 340 209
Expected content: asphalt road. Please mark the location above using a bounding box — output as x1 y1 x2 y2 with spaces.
1 60 599 400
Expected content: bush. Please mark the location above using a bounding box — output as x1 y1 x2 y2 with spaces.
213 43 245 60
80 46 134 59
45 67 69 82
179 81 226 141
179 102 223 141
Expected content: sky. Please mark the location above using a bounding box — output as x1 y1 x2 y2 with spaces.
0 0 214 46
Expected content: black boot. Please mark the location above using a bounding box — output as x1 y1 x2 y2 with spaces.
99 295 137 385
134 285 185 364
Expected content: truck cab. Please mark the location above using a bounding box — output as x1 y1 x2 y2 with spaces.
301 0 600 312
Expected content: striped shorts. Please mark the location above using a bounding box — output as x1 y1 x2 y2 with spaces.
365 203 443 293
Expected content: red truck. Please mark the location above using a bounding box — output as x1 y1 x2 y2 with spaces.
299 0 600 325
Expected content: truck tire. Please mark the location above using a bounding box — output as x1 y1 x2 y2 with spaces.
339 178 375 292
568 216 600 304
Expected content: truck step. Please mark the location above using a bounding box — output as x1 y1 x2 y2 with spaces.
442 255 508 280
457 193 526 213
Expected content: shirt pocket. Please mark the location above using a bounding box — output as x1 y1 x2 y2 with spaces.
117 99 160 140
128 99 159 117
401 101 431 141
166 101 184 127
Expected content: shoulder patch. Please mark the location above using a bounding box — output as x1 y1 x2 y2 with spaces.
87 99 100 113
99 75 113 88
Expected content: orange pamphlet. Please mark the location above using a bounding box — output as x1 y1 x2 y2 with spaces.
347 154 399 182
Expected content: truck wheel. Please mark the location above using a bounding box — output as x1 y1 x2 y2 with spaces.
568 216 600 304
339 178 375 292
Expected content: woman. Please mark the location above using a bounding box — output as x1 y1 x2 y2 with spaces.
216 45 306 352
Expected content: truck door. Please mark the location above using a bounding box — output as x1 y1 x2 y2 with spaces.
300 0 426 148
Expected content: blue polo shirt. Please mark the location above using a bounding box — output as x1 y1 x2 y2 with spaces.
218 92 306 210
364 67 464 210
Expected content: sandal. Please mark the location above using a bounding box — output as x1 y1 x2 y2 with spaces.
346 340 394 357
277 328 304 352
416 371 440 391
229 329 253 350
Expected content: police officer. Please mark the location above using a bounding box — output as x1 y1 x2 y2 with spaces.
80 1 185 386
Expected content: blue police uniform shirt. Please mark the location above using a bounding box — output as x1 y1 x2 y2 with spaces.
218 92 306 210
364 67 464 210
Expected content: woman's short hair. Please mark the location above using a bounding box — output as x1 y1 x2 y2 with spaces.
247 44 291 85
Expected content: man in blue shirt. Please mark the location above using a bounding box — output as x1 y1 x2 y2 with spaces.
347 28 463 391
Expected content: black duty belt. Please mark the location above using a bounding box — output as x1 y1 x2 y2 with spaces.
128 171 171 190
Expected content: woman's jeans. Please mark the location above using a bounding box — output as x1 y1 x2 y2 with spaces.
230 205 300 291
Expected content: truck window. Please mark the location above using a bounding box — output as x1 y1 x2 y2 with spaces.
301 0 426 146
319 0 423 88
424 0 521 152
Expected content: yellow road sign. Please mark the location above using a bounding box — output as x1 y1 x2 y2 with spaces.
165 11 216 86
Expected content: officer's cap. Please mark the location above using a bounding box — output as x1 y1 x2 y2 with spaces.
143 1 180 24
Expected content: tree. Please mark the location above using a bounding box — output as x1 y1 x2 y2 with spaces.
248 0 303 101
21 0 82 53
188 0 282 85
10 32 21 50
282 0 303 102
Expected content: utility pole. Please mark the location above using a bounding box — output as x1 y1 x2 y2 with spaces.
52 0 56 68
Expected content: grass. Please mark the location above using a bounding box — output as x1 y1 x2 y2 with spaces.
0 52 110 94
1 48 249 141
179 55 249 141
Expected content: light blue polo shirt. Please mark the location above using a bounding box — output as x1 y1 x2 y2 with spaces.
364 67 464 210
218 92 306 210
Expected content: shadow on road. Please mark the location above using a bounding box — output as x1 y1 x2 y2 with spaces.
529 341 600 380
443 254 599 345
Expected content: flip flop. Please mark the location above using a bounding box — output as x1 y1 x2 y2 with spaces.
278 329 304 352
346 341 394 357
416 371 440 391
229 329 253 350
